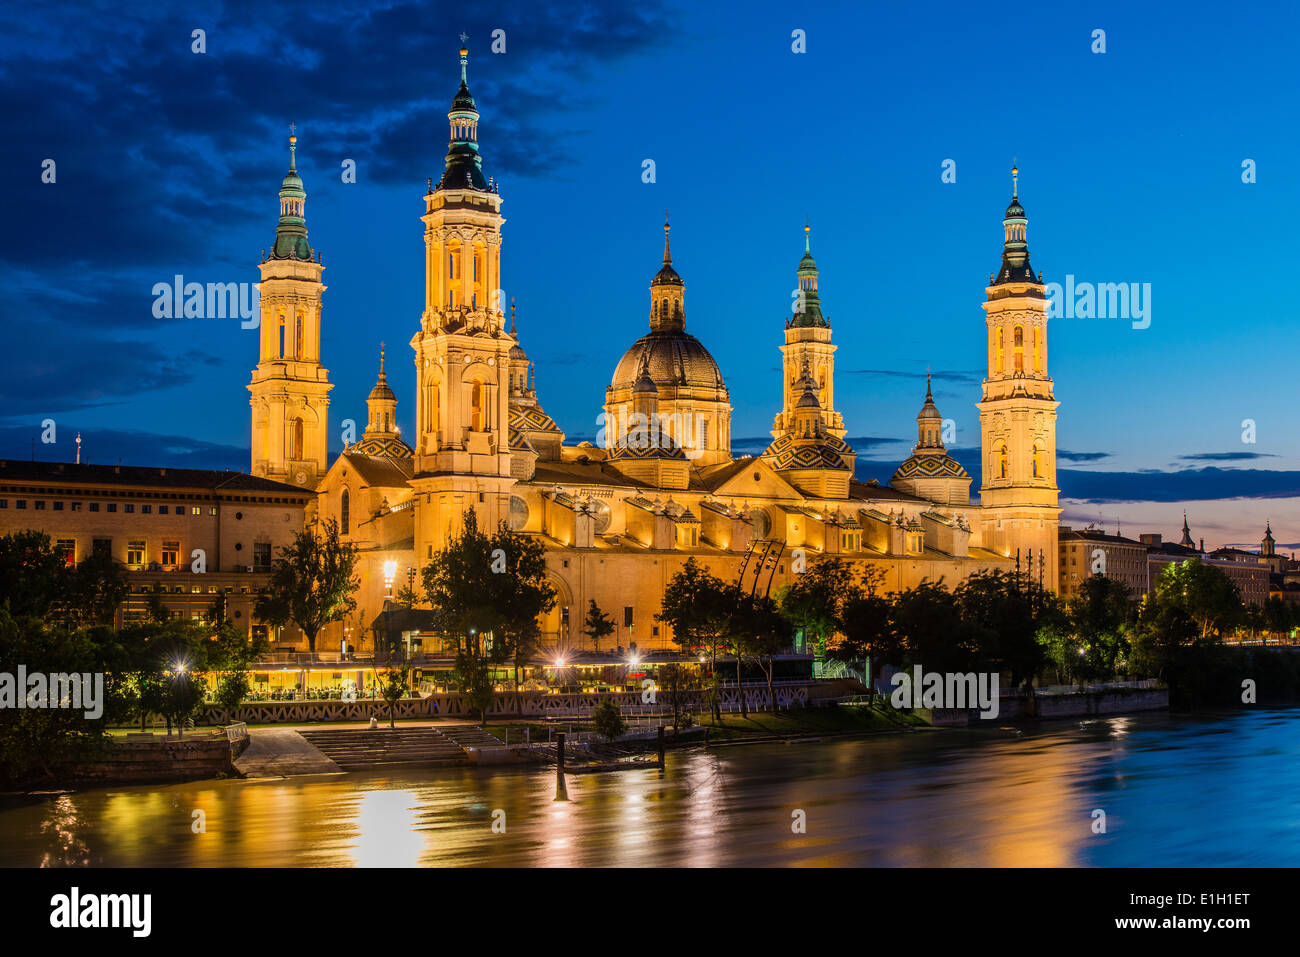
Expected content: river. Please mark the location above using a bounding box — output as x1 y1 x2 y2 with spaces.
1 708 1296 867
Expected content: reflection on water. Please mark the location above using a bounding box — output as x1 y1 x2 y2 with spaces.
2 709 1297 867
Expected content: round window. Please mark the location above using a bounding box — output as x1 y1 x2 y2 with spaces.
508 495 529 531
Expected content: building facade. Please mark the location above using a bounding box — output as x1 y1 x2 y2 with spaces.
303 45 1066 656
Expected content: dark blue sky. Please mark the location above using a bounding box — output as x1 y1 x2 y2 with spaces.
2 0 1297 549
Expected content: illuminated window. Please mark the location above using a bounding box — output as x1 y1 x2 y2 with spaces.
996 328 1004 373
1032 326 1042 373
161 542 179 566
292 418 304 460
127 541 145 566
1013 326 1024 372
1033 444 1044 479
341 489 350 535
998 445 1009 479
470 380 484 431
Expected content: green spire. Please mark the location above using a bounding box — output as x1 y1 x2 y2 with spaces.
270 125 313 261
791 220 827 328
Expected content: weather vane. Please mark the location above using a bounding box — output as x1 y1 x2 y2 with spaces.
459 32 469 44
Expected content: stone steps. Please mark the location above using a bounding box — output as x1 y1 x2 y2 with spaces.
297 728 469 770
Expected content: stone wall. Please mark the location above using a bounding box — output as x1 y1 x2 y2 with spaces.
65 736 235 785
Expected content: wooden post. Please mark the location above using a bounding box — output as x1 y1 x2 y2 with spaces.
657 725 665 771
554 731 569 801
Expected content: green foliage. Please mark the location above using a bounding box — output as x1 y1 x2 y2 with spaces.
0 531 129 629
254 517 359 652
453 650 494 721
422 509 555 681
582 599 616 652
775 557 857 655
891 579 978 674
953 569 1058 685
592 698 626 741
375 647 411 729
657 557 731 659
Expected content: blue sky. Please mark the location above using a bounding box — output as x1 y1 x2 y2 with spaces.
2 0 1297 551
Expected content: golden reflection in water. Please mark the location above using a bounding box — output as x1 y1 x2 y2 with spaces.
349 789 424 867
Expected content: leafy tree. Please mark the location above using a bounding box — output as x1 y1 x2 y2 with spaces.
727 588 792 712
0 531 66 621
891 579 977 675
254 517 359 653
453 649 495 722
954 569 1056 686
1264 595 1294 644
657 558 731 721
582 599 616 652
375 645 412 729
1065 574 1134 678
658 663 698 731
592 698 626 741
423 509 555 710
776 557 858 657
830 565 897 687
160 666 207 738
0 611 126 785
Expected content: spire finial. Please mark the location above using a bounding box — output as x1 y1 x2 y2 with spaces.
804 216 811 254
379 342 386 376
510 297 517 335
1011 159 1019 200
663 210 671 265
289 122 297 171
926 368 933 400
459 37 469 84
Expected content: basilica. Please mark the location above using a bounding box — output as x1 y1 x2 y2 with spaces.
247 46 1061 655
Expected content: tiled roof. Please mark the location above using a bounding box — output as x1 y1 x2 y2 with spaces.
0 459 311 497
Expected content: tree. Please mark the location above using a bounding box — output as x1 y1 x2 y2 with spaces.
658 663 698 731
891 579 977 675
0 531 66 621
1264 595 1294 644
453 649 495 722
954 569 1056 686
727 588 792 712
829 564 896 688
776 557 859 658
582 599 616 652
375 646 411 729
592 698 626 741
657 558 731 722
1064 574 1134 678
254 518 359 653
423 509 555 710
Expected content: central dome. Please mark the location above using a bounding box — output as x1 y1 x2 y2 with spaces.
611 330 726 396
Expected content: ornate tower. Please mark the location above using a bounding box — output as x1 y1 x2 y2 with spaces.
772 224 846 441
976 166 1059 587
249 130 332 488
409 45 516 551
892 375 971 506
350 347 413 458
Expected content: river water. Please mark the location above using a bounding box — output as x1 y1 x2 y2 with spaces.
1 709 1296 867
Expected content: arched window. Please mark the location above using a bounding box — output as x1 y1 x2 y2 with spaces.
278 316 286 358
701 419 709 447
995 328 1004 373
1032 327 1042 373
340 489 350 536
998 444 1008 479
470 380 484 431
818 370 827 406
1032 444 1044 479
426 380 440 439
1013 326 1024 371
294 317 303 359
292 417 304 461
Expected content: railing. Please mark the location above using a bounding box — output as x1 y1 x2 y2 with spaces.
224 722 248 743
1010 679 1166 696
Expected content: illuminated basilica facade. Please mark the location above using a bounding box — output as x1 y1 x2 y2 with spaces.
249 47 1060 654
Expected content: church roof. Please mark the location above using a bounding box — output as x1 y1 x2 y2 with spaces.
339 451 414 488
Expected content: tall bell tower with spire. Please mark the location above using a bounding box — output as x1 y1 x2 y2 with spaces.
249 127 332 488
772 223 846 442
409 42 516 551
976 165 1060 587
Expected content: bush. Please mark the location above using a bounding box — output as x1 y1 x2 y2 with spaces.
592 699 626 741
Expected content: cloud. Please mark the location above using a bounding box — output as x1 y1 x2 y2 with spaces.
1060 467 1300 504
1177 452 1279 462
1058 448 1112 463
839 368 983 385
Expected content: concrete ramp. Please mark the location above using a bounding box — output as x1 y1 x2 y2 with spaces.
234 729 342 778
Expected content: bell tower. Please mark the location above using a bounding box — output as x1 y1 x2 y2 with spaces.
976 166 1060 588
409 44 516 552
248 128 332 488
772 223 846 442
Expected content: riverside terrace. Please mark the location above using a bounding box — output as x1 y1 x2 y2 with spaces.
211 647 817 703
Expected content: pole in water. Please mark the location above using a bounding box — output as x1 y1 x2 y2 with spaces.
554 731 569 801
657 725 666 771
